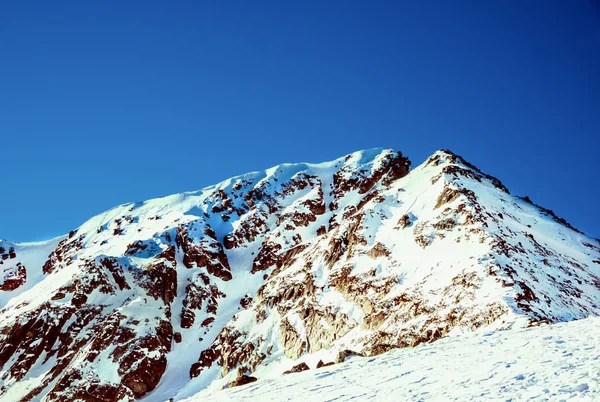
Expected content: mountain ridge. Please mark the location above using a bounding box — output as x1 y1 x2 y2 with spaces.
2 148 593 244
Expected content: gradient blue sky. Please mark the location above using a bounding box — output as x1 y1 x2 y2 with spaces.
1 1 599 242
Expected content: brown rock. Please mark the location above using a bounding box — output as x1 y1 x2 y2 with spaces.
282 362 310 375
366 242 390 258
240 294 253 309
71 293 88 307
180 309 195 329
316 360 335 368
335 349 364 363
228 375 258 388
0 263 27 291
51 292 66 300
397 214 411 229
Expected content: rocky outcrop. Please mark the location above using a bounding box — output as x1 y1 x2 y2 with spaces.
0 259 26 291
283 362 310 375
227 374 257 388
176 221 232 281
42 234 85 274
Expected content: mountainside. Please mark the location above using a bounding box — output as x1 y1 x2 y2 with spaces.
184 316 600 402
0 149 599 401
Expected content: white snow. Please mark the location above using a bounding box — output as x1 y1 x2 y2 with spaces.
185 317 600 402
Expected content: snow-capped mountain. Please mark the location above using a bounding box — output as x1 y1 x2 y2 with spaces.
0 149 598 401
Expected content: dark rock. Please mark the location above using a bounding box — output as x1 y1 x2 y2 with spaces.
335 350 364 363
282 362 310 375
240 294 253 309
228 375 257 388
397 214 411 229
71 293 88 307
51 292 66 300
316 360 335 368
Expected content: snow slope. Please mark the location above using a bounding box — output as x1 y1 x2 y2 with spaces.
0 148 598 401
0 238 63 307
186 316 600 402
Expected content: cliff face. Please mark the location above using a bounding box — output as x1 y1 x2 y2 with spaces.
0 149 598 401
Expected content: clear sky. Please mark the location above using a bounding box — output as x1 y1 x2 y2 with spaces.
1 1 599 242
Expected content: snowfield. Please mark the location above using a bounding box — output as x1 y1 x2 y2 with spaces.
187 317 600 402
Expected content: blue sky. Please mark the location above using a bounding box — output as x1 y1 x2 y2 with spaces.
1 1 599 241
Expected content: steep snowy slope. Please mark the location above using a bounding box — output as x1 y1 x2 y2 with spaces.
0 239 62 307
185 316 600 402
0 149 598 401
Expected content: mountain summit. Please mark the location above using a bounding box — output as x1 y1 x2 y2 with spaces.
0 149 598 401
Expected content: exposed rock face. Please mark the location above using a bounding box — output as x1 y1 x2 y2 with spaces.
283 362 310 375
0 248 26 291
316 359 335 368
227 374 257 388
0 148 598 401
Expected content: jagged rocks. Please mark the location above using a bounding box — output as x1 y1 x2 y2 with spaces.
283 362 310 375
136 260 177 304
0 262 26 291
428 150 509 194
180 309 196 329
413 221 433 248
330 151 411 207
42 234 85 274
335 350 365 363
397 214 411 229
240 294 253 309
228 375 257 388
433 217 456 231
251 241 282 273
51 291 66 300
366 242 390 258
176 221 232 281
223 211 270 249
0 246 16 260
100 257 131 291
316 360 335 368
71 293 88 307
280 319 307 360
190 348 221 378
435 186 466 209
121 354 168 398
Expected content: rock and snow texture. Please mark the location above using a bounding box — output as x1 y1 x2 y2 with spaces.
0 148 598 401
184 316 600 402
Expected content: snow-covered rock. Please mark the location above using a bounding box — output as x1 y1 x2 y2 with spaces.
185 316 600 401
0 149 598 401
